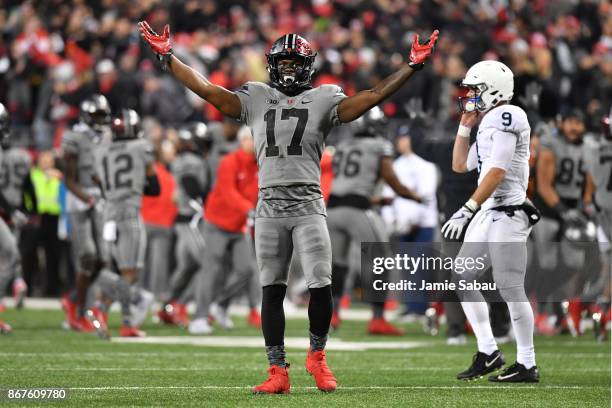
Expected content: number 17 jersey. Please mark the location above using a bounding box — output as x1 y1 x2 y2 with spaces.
236 82 346 188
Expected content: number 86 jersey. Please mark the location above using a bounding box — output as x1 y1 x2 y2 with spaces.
236 82 346 188
95 138 154 216
468 104 531 210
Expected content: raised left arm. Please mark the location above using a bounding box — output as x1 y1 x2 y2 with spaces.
337 30 439 123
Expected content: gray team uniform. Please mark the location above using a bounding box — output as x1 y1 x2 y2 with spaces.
61 123 106 271
583 136 612 261
327 136 393 266
0 147 32 209
95 138 153 270
168 151 207 302
0 147 22 297
532 128 587 269
236 82 346 288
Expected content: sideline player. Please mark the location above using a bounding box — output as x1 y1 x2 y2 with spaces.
139 21 438 393
327 106 421 335
188 126 259 334
92 109 160 337
443 60 540 382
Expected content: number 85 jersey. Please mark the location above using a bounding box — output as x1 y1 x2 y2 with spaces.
468 104 531 210
95 138 154 215
236 82 346 188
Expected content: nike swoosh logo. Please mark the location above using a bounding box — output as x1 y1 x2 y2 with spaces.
453 214 466 220
496 372 519 380
492 217 502 222
301 100 312 104
485 354 500 368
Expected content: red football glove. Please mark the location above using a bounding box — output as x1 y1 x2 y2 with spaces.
138 21 173 69
408 30 439 70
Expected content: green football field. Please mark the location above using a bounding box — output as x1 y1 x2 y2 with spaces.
0 308 609 407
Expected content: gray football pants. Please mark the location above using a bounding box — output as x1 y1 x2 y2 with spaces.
140 223 173 298
0 218 21 297
167 222 205 303
193 222 255 319
255 214 332 288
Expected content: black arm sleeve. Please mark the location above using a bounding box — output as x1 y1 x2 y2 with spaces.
143 173 161 196
180 175 206 200
22 173 38 213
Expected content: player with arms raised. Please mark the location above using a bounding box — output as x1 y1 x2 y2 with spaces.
139 21 438 394
443 61 540 382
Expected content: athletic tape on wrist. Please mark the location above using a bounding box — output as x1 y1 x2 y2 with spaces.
457 125 472 138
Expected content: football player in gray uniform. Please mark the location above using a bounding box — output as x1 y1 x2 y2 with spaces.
0 103 32 311
60 94 112 332
91 109 160 338
158 123 209 327
534 109 591 335
327 106 421 335
583 110 612 341
140 21 438 394
0 103 30 333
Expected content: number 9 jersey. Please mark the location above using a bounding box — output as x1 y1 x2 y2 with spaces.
236 82 346 189
467 104 531 210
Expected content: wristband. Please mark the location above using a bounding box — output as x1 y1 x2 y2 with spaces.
464 198 479 213
457 125 472 138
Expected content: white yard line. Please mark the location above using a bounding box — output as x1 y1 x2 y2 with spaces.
1 367 609 372
66 385 604 390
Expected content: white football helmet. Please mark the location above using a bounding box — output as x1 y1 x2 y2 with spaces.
458 60 514 113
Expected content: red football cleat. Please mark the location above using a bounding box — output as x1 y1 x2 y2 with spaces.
367 317 404 336
173 302 190 327
252 365 291 394
12 277 27 309
247 309 262 328
77 316 96 332
0 320 12 334
61 294 81 331
120 326 146 337
384 299 399 310
330 311 341 330
87 308 110 339
339 294 351 309
567 299 583 336
305 349 337 392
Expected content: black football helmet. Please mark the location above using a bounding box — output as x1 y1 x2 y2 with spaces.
266 34 317 92
0 103 10 149
178 122 211 153
80 94 111 132
112 109 141 140
352 106 387 137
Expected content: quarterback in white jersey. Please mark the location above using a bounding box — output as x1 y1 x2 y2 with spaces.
442 60 540 383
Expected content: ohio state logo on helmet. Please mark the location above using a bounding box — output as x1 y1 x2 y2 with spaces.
266 33 317 91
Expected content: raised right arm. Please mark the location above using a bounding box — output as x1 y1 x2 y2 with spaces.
139 22 241 119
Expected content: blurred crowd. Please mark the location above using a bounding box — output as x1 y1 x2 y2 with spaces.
0 0 610 307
